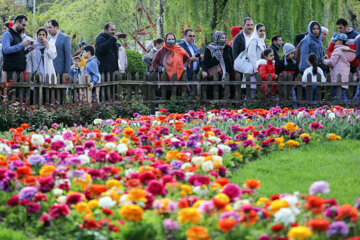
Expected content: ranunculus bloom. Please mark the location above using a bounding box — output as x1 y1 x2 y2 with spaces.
26 202 41 213
326 221 349 238
146 180 166 196
309 218 330 232
222 183 241 202
218 218 237 233
7 194 19 207
309 181 330 195
119 204 144 221
48 203 71 219
287 226 313 239
65 193 83 206
335 204 358 222
178 207 201 224
186 226 210 240
188 174 210 186
38 176 55 193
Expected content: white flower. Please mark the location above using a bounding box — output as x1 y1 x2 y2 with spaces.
181 163 192 170
209 147 219 155
64 140 74 151
191 156 205 165
125 168 137 176
52 135 64 142
217 144 231 155
193 186 209 196
120 120 127 127
152 120 160 126
171 137 180 142
208 136 221 143
78 154 90 165
53 188 64 196
99 196 116 208
93 119 103 124
31 134 45 146
233 200 251 210
296 111 304 119
201 161 214 172
185 172 194 181
281 195 300 215
119 194 132 206
274 208 296 225
105 142 117 150
328 112 335 120
55 179 71 188
117 143 128 154
57 195 66 203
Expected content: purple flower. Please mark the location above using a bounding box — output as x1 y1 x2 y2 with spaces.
158 164 170 175
170 170 185 181
163 219 179 230
68 170 86 179
309 181 330 195
186 140 197 148
228 143 238 151
28 154 46 166
0 178 15 192
326 221 349 238
19 186 38 201
154 147 164 156
219 211 240 221
171 160 183 170
324 206 338 219
9 160 26 170
242 139 255 148
66 157 82 166
354 198 360 211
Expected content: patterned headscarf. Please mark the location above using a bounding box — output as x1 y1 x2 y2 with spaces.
207 31 227 81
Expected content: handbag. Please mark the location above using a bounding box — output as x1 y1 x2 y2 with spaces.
234 39 254 74
208 64 222 77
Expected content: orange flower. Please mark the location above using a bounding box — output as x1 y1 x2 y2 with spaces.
216 178 230 187
123 128 134 137
240 210 258 226
178 208 201 224
244 179 261 189
165 150 179 160
16 166 32 178
127 188 147 202
309 218 330 231
22 176 37 186
39 165 56 177
20 123 29 129
125 179 141 188
304 195 325 215
335 204 358 222
202 126 212 132
186 226 210 240
0 160 8 168
89 184 108 195
212 197 228 210
218 218 237 233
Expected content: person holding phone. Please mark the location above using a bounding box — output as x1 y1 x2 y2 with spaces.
26 27 57 83
179 29 202 81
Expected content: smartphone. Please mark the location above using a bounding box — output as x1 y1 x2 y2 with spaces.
195 53 201 58
30 41 34 45
117 33 127 39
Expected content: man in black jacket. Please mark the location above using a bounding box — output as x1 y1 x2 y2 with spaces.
269 35 283 64
232 17 254 60
95 22 121 78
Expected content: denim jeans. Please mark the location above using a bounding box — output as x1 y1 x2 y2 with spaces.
354 86 360 101
305 86 318 101
332 87 348 101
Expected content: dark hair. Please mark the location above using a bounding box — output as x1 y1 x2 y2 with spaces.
48 19 59 28
165 32 176 41
36 27 48 37
14 15 28 24
336 18 348 26
261 48 273 59
310 22 321 31
104 22 115 30
271 35 281 42
184 29 193 36
84 45 95 56
78 41 87 48
256 23 265 31
242 17 253 26
73 56 81 61
307 53 318 75
154 38 164 45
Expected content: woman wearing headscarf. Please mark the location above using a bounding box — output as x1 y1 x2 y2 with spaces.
244 23 267 99
27 27 57 83
299 21 324 73
151 32 190 99
202 31 234 99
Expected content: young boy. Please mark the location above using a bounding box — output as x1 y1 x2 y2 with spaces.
82 45 101 99
70 56 82 84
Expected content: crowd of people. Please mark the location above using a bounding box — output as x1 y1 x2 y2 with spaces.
1 14 360 102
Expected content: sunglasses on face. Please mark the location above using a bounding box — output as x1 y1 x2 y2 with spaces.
259 30 266 32
188 35 195 37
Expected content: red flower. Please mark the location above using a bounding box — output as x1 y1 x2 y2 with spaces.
26 202 41 214
139 171 156 184
271 224 284 232
335 204 358 222
65 193 83 206
187 174 210 186
48 203 71 219
222 183 241 202
102 208 115 216
39 212 51 227
309 218 330 231
80 218 99 229
38 176 55 193
34 193 48 202
146 180 166 196
7 195 19 207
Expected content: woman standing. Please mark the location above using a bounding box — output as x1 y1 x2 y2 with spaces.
202 31 234 99
27 27 57 83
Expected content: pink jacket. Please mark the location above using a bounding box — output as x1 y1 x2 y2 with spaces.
324 45 356 89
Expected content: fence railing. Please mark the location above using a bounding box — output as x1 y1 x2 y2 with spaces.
1 71 360 111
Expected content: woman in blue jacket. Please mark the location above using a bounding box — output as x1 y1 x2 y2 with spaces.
299 21 324 73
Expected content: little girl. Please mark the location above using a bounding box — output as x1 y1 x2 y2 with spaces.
256 48 277 96
302 53 326 101
324 33 355 101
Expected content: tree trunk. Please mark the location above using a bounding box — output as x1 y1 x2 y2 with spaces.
158 0 165 38
211 0 229 30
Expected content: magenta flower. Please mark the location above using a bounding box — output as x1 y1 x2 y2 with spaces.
222 183 241 202
309 122 324 131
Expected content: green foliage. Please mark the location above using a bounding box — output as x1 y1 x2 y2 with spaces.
0 224 29 240
125 49 147 77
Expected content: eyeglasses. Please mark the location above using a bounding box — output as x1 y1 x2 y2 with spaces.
259 30 266 32
21 23 27 27
188 35 195 37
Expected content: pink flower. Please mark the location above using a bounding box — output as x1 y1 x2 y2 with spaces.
48 203 71 219
7 195 19 207
104 134 116 142
39 176 55 193
139 171 156 184
39 212 52 227
26 202 41 214
222 183 242 202
65 193 83 206
146 180 166 196
309 122 324 131
188 174 210 186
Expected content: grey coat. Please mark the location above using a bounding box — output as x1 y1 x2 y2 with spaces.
52 32 71 74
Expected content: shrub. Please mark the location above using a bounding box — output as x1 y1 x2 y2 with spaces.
125 49 146 78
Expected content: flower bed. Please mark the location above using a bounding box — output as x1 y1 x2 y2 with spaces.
0 106 359 239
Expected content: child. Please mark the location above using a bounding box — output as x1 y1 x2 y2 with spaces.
256 48 277 97
302 53 326 101
70 56 82 84
324 33 355 101
82 45 101 100
276 43 298 101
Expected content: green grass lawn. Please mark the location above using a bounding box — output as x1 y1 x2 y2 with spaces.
231 139 360 204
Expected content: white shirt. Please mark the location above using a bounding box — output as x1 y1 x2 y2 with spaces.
185 40 198 71
302 67 326 83
243 32 252 48
49 32 59 44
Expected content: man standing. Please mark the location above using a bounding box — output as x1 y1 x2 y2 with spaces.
1 15 34 82
179 29 202 81
269 35 283 64
232 17 254 60
95 22 120 77
47 19 71 80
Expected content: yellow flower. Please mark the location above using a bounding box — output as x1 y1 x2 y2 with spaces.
204 156 213 162
181 184 193 196
279 143 285 149
148 153 155 158
300 133 310 139
165 150 179 160
193 200 204 208
287 226 313 239
256 197 269 206
120 138 129 144
178 207 201 224
104 189 121 202
75 202 91 215
127 188 147 202
106 179 122 189
138 166 154 174
287 140 300 148
39 165 56 177
248 134 255 140
186 226 210 240
0 154 6 161
119 204 144 221
275 137 284 145
269 199 290 215
327 133 341 141
207 132 215 137
88 200 100 209
210 183 222 191
285 122 298 132
215 193 230 203
72 173 92 190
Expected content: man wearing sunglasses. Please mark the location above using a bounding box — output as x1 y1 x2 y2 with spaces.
1 15 34 87
179 29 202 82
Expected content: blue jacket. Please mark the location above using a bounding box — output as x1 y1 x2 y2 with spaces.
51 32 71 74
84 56 101 84
179 41 202 80
70 66 83 83
299 21 324 72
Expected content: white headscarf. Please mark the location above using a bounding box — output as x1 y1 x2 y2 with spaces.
252 24 266 51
